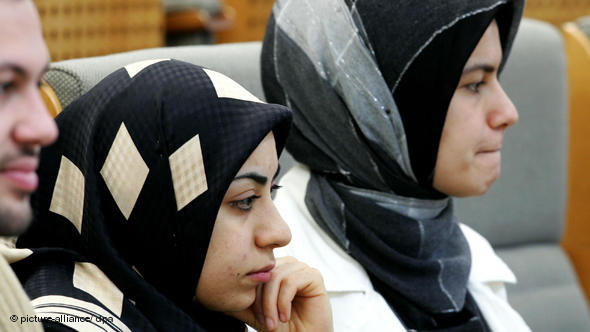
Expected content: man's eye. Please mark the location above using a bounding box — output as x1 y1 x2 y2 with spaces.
466 81 485 93
0 81 16 95
231 195 261 211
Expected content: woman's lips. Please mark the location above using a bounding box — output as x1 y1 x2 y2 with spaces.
477 139 502 153
475 149 501 167
246 264 275 283
477 144 501 153
476 150 500 158
0 157 39 192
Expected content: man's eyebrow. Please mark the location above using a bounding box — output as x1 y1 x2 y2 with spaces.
0 62 50 81
462 63 496 75
234 172 268 185
0 63 26 77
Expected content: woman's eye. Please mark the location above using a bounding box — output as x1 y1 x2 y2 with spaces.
270 184 282 199
231 195 261 211
466 81 485 93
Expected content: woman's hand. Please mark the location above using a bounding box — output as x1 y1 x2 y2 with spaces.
226 256 333 331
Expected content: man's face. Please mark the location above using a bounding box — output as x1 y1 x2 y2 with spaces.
0 0 58 235
433 20 518 197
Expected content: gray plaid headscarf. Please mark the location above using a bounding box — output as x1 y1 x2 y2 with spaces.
262 0 523 330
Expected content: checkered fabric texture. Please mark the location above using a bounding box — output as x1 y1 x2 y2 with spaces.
14 60 292 331
49 156 85 233
169 134 208 211
44 67 84 109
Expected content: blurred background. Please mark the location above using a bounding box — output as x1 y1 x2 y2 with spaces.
36 0 274 61
34 0 590 61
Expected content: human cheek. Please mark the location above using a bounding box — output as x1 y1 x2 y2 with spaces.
0 111 16 147
222 234 249 279
452 105 484 163
219 215 256 276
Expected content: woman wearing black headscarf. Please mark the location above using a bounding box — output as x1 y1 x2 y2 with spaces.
262 0 530 331
5 60 332 331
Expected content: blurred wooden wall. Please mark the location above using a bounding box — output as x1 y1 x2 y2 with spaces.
524 0 590 26
35 0 164 61
215 0 273 43
562 21 590 305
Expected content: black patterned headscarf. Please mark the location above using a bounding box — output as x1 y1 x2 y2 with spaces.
10 60 291 331
262 0 523 331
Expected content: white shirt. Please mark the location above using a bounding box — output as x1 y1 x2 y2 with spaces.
271 164 531 332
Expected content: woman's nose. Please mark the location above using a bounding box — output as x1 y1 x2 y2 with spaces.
487 83 519 130
255 199 292 249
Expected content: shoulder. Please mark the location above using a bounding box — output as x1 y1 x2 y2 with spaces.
459 223 516 284
274 168 528 331
30 295 133 332
0 254 44 332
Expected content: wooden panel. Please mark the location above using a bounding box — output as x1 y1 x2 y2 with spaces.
525 0 590 26
165 6 233 34
166 9 207 32
35 0 164 61
214 0 274 43
562 22 590 304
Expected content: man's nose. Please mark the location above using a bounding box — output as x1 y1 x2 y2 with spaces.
12 84 59 147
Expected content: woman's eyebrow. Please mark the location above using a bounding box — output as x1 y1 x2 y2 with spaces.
233 172 268 185
233 165 281 185
462 63 496 75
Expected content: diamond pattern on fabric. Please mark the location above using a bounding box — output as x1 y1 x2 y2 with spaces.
203 68 263 103
73 262 124 317
169 134 208 211
125 59 170 78
0 236 32 264
100 123 149 220
50 156 85 233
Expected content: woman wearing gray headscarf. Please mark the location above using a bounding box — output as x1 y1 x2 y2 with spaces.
261 0 530 331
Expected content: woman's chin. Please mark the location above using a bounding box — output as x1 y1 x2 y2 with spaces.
213 289 257 313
